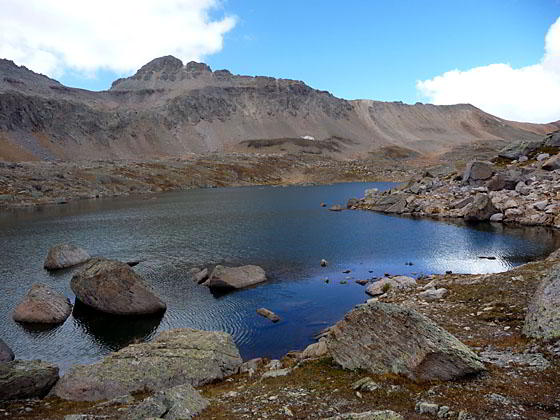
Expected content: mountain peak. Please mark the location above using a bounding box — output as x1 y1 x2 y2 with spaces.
137 55 184 74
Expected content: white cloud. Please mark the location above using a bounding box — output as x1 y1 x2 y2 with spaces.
0 0 236 78
417 17 560 123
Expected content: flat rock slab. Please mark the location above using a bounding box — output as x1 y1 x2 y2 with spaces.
51 328 242 401
124 383 208 420
208 265 266 290
325 302 485 382
12 283 72 324
0 360 59 400
523 262 560 339
44 244 90 270
71 258 166 315
325 410 404 420
256 308 280 322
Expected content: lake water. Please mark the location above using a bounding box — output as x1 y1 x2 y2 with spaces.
0 182 559 372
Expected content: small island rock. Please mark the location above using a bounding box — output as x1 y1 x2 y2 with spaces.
71 258 166 315
44 244 90 270
13 283 72 324
207 265 266 290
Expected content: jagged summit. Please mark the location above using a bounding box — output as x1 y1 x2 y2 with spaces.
110 56 214 90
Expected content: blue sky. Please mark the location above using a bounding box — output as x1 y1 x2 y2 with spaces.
1 1 559 121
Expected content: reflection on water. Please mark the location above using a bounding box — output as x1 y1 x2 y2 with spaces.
72 300 164 351
0 182 558 372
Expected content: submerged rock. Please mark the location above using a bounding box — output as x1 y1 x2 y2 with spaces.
44 244 90 270
71 258 166 315
324 302 485 381
12 283 72 324
51 328 242 401
123 383 208 420
207 265 266 290
523 262 560 340
0 339 14 363
256 308 280 322
0 360 59 400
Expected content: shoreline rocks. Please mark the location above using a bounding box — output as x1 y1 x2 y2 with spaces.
12 283 72 324
44 244 90 270
50 328 242 401
365 276 416 297
0 360 59 400
207 265 267 290
324 302 486 381
70 258 166 315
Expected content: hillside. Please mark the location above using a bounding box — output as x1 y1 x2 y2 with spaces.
0 56 552 162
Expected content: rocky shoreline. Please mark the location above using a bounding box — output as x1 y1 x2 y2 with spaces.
352 133 560 230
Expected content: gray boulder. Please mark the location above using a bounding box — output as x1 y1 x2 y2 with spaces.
50 328 242 401
542 154 560 171
498 139 544 160
207 265 266 290
12 283 72 324
463 193 497 222
71 258 166 315
0 339 14 363
462 161 494 184
44 244 90 270
0 360 59 400
365 276 416 296
523 262 560 340
124 383 208 420
329 204 344 211
324 302 485 381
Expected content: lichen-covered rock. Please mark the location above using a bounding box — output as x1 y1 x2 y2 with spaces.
463 193 497 222
0 360 59 400
207 265 266 290
365 276 416 296
523 262 560 340
123 383 208 420
12 283 72 324
71 258 166 315
325 302 485 381
44 244 90 270
50 328 242 401
0 339 14 363
324 410 404 420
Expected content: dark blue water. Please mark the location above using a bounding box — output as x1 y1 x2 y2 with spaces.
0 182 558 372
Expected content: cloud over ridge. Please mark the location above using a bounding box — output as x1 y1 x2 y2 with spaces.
0 0 236 78
417 17 560 123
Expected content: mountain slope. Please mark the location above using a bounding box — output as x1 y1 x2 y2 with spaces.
0 56 552 161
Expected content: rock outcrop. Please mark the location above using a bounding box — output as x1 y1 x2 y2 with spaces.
207 265 267 290
50 328 242 401
12 283 72 324
325 411 404 420
0 339 14 363
365 276 416 296
70 258 166 315
44 244 90 270
123 383 208 420
0 360 59 400
523 262 560 340
324 302 485 381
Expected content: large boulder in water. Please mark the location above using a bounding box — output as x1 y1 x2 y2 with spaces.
207 265 267 290
71 258 166 315
324 302 485 381
523 262 560 340
44 244 90 270
50 328 242 401
463 193 497 222
0 360 59 400
0 339 14 363
12 283 72 324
